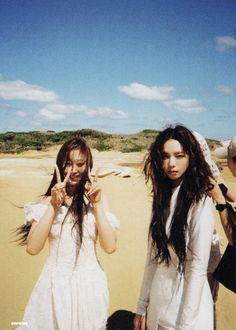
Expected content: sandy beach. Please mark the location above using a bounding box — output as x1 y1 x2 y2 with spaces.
0 147 235 329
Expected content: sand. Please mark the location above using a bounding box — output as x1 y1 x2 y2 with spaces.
0 148 235 329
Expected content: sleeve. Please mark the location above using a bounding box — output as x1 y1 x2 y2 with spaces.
178 196 215 330
136 240 157 315
207 229 222 273
24 202 48 225
105 211 120 230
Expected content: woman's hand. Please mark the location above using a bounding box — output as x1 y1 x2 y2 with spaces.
208 178 233 245
208 177 226 205
50 165 71 209
133 314 146 330
86 169 101 205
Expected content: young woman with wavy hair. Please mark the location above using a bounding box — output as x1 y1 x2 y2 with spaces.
134 125 215 330
16 136 119 330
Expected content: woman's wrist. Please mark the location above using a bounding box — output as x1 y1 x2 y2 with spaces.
215 202 227 211
49 201 60 212
215 198 226 205
92 200 102 210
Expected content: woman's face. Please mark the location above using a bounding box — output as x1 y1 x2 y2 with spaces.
162 139 189 186
64 149 87 186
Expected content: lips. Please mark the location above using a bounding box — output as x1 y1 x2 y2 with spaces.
69 174 80 182
168 170 178 175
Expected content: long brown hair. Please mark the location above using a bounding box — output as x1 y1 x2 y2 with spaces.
15 136 93 245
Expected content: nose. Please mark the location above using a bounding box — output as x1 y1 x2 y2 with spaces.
169 156 176 167
71 163 77 173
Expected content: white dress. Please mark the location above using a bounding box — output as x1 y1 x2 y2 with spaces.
137 186 215 330
18 202 119 330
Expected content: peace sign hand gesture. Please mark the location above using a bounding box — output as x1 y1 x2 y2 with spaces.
86 169 101 206
50 165 72 209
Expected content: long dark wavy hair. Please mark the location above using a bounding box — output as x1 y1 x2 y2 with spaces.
144 125 213 272
15 136 93 246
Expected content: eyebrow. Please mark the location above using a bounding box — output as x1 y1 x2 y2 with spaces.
162 151 185 155
67 158 86 162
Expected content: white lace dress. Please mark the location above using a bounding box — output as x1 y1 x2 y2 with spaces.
18 203 119 330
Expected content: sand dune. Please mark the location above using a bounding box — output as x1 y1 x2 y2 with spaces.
0 149 235 329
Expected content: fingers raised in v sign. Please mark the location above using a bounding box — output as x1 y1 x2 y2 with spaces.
51 165 73 208
55 164 62 184
55 165 72 187
93 168 99 182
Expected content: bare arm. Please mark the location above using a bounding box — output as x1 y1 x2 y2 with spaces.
218 209 233 245
26 200 58 255
87 170 117 254
208 179 233 245
26 166 71 255
216 176 236 202
93 198 117 254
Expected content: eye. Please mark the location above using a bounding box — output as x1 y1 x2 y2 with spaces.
176 153 185 158
77 162 85 167
162 153 169 160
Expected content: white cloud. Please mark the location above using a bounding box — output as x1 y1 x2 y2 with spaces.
39 103 84 120
119 82 206 114
39 108 65 120
0 78 58 102
40 103 86 115
86 106 128 119
16 111 27 117
119 82 175 101
30 120 42 127
216 85 236 96
0 75 128 130
215 36 236 52
165 98 206 113
39 102 127 121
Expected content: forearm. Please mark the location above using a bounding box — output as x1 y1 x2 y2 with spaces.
93 202 117 253
226 189 236 202
179 263 207 330
179 197 214 329
218 210 233 245
26 203 57 255
216 177 236 202
137 241 156 315
211 187 233 245
136 265 155 315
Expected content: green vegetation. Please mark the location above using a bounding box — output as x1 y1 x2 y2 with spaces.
0 128 219 154
141 129 159 135
206 138 221 150
93 137 112 151
121 143 145 153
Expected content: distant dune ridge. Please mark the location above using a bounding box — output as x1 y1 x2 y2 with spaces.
0 128 221 154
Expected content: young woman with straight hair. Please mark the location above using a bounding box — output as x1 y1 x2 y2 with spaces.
16 136 119 330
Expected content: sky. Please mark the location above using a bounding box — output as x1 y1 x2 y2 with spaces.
0 0 235 140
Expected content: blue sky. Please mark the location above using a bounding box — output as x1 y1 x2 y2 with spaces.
0 0 235 139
